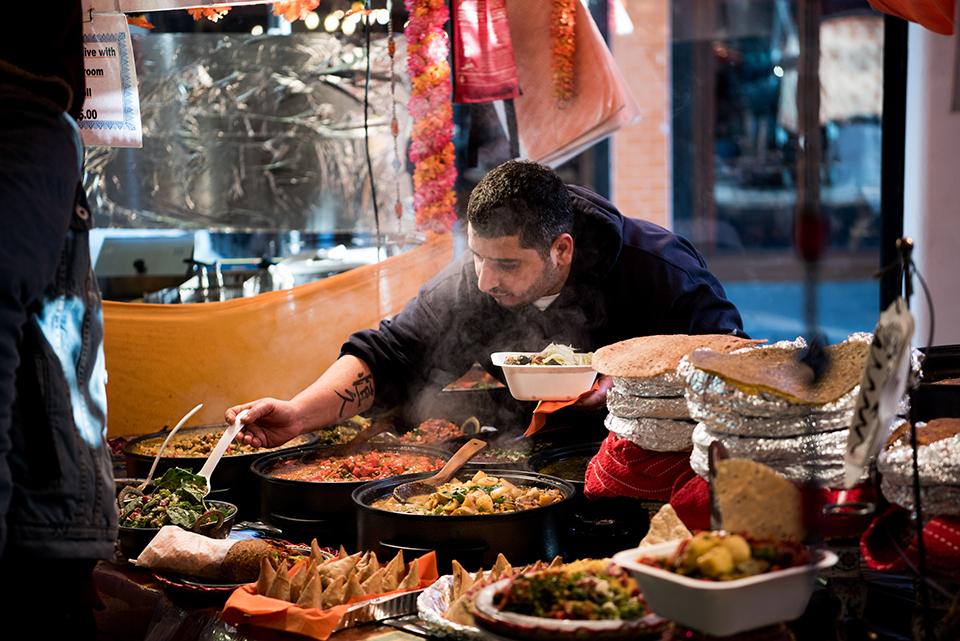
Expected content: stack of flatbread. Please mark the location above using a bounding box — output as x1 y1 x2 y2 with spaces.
878 418 960 515
679 334 873 486
593 335 762 452
255 544 421 610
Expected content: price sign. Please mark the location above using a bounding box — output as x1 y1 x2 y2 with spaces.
79 2 142 147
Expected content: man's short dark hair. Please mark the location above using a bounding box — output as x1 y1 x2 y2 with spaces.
466 160 574 255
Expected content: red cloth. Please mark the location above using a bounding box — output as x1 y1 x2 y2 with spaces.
668 476 877 538
452 0 520 103
585 432 696 502
669 476 711 531
867 0 954 35
861 506 960 576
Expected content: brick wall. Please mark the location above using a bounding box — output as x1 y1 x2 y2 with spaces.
612 0 671 229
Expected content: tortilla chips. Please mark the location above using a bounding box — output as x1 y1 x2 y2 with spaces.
713 459 805 542
640 504 691 546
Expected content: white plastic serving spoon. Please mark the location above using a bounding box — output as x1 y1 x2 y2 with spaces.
198 409 249 496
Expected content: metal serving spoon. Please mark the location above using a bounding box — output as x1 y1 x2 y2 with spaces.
392 438 487 503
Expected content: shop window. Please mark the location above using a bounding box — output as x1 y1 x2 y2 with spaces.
667 0 884 342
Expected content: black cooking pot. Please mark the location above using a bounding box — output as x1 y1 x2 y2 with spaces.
529 442 649 559
442 433 533 471
251 443 448 546
352 469 576 573
123 425 317 517
528 442 602 495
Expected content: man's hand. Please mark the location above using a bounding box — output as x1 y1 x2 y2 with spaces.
225 398 304 448
570 375 613 411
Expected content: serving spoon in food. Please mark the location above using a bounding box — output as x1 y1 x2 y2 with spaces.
117 402 204 507
198 409 249 496
392 438 487 503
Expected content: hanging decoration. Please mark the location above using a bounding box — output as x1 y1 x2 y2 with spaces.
272 0 321 22
188 5 232 21
386 0 405 225
405 0 457 232
551 0 577 105
187 0 320 23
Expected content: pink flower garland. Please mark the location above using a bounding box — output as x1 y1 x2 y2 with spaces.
405 0 457 232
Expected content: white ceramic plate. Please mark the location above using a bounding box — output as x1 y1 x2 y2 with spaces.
471 578 667 641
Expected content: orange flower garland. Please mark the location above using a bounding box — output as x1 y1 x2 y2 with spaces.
405 0 457 231
272 0 320 22
188 5 232 21
187 1 320 23
551 0 576 105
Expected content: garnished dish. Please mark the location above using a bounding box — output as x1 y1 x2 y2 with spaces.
371 470 564 515
399 418 465 444
266 450 445 483
118 468 232 529
494 559 646 621
637 531 809 581
503 343 592 366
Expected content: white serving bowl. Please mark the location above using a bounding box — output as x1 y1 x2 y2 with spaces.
491 352 598 401
612 540 838 637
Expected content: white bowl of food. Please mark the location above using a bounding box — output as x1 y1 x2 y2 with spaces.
612 535 837 637
491 344 597 401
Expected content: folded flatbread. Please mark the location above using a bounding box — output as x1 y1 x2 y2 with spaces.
690 338 870 405
594 334 763 378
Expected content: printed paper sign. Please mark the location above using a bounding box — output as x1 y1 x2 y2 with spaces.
80 6 142 147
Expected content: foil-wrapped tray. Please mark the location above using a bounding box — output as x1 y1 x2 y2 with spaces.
612 376 685 399
417 574 485 641
880 478 960 516
689 423 862 486
877 432 960 486
604 414 696 452
606 389 689 420
334 588 425 631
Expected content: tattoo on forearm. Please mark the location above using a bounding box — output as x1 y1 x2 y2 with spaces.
335 372 375 417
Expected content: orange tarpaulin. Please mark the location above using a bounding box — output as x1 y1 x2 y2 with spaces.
867 0 955 34
103 234 452 436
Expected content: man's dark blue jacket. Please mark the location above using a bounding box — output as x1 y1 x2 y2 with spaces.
343 185 746 426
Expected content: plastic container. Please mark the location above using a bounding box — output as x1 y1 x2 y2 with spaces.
612 540 838 637
491 352 597 401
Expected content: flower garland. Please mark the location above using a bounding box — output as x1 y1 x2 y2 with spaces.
551 0 576 105
188 5 232 22
188 0 320 23
272 0 320 22
404 0 457 232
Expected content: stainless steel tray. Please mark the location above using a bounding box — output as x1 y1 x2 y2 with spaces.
334 588 426 631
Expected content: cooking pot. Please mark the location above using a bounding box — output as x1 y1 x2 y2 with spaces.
529 442 649 559
251 443 448 546
352 469 575 572
123 425 317 517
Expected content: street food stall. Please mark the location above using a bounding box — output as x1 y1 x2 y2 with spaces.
19 1 958 641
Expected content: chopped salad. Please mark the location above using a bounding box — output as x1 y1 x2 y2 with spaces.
118 467 230 529
493 559 647 621
503 343 591 366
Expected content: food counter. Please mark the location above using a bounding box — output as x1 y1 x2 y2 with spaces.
104 335 960 641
